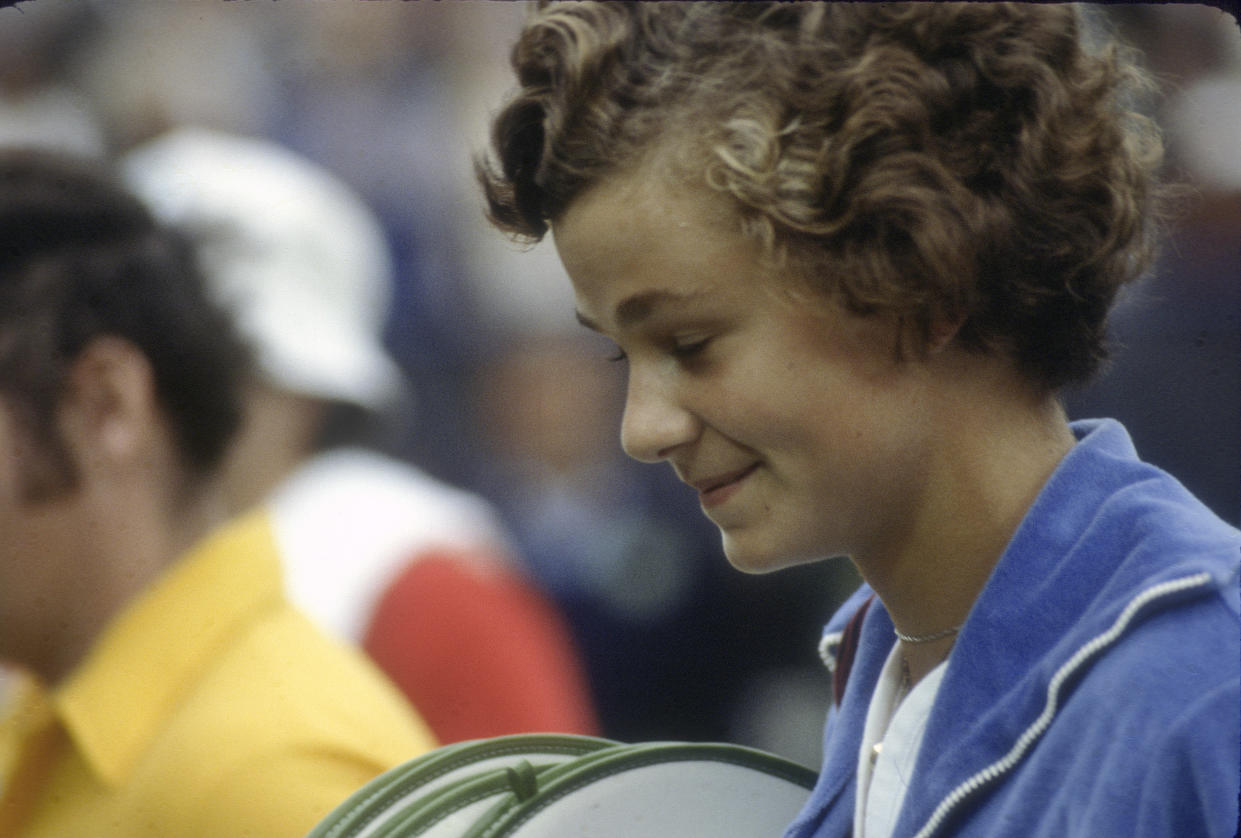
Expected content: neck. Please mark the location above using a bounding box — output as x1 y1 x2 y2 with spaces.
221 383 325 515
854 362 1075 685
14 479 228 686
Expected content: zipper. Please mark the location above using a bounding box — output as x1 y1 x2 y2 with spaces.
910 571 1214 838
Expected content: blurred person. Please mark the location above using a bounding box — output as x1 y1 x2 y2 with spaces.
0 0 107 734
265 0 511 489
122 127 599 743
68 1 281 152
0 148 434 837
0 2 103 156
477 4 1240 838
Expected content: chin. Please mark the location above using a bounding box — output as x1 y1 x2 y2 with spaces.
720 531 823 575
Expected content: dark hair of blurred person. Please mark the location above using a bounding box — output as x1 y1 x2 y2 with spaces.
0 147 435 838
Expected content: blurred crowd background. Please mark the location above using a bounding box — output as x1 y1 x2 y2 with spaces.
1 0 1236 769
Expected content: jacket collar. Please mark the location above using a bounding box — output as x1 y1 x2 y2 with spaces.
901 418 1236 836
792 597 895 837
51 511 283 786
805 419 1237 838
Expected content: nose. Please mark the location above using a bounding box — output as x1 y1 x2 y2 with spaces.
619 365 698 463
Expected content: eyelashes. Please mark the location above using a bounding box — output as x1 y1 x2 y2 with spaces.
671 338 710 359
605 338 710 364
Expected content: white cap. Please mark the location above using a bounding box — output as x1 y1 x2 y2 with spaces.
122 127 407 412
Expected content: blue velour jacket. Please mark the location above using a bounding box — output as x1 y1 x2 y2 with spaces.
784 419 1241 838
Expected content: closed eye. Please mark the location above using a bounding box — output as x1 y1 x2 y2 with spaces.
671 337 710 359
605 337 708 364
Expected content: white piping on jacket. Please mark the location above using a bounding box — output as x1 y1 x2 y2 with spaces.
818 631 844 674
910 571 1214 838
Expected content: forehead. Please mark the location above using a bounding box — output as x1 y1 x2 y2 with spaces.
552 174 765 323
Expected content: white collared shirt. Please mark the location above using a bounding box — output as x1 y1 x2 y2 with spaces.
855 644 948 838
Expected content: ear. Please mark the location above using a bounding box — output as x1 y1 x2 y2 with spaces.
58 337 162 474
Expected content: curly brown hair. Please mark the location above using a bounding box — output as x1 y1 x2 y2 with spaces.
477 1 1165 392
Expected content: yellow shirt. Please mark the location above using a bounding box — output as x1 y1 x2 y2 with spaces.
0 511 436 837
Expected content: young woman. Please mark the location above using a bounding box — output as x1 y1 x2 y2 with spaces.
476 4 1240 837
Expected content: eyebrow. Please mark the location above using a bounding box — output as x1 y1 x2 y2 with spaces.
575 289 710 332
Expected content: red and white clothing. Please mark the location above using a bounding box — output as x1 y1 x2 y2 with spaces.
267 447 599 743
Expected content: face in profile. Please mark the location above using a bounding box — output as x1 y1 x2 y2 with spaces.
0 394 76 659
554 174 942 574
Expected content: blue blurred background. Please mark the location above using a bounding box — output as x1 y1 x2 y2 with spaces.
2 0 1235 767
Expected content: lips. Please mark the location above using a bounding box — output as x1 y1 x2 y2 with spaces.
692 464 758 508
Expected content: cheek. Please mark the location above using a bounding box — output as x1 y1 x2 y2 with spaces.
748 370 920 518
699 381 808 454
697 335 840 447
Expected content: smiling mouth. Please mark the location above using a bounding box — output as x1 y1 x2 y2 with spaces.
695 464 758 508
